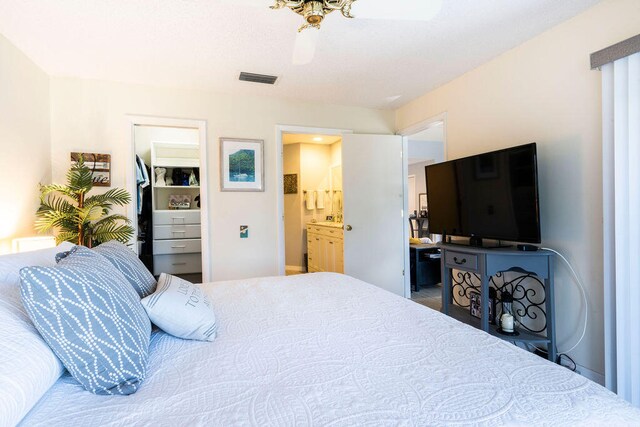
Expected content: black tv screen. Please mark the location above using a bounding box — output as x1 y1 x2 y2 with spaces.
425 143 541 244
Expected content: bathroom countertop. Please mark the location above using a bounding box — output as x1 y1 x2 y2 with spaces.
308 221 344 229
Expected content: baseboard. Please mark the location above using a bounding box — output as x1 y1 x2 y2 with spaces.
576 363 605 386
285 265 305 272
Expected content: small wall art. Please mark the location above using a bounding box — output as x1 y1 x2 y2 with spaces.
284 174 298 194
220 138 264 192
71 152 111 187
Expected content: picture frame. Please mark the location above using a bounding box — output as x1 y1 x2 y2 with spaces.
469 291 495 321
220 138 264 192
470 291 482 319
419 193 428 212
71 152 111 187
283 173 298 194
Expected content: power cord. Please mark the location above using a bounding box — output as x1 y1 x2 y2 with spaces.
542 247 589 355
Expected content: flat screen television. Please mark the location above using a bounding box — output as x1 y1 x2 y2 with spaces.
425 143 541 245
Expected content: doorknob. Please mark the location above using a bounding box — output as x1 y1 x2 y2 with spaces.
345 225 353 231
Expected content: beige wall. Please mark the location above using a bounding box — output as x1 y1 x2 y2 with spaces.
0 35 51 254
396 0 640 376
49 78 394 280
283 144 302 268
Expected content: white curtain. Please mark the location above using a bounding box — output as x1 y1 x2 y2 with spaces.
603 51 640 406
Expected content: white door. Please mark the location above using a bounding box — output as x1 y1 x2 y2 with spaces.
342 134 406 296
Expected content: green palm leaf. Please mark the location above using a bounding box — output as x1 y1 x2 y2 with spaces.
35 155 133 246
90 223 134 244
85 188 131 208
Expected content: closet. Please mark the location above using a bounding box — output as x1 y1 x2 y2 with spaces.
150 141 202 277
134 125 204 282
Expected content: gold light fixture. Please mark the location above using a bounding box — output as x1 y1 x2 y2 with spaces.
271 0 356 31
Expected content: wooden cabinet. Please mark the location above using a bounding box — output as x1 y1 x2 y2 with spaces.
307 223 344 273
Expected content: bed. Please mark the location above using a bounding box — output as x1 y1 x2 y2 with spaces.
9 266 639 426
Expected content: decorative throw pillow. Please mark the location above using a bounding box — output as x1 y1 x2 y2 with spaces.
93 240 157 298
141 273 217 342
20 246 151 395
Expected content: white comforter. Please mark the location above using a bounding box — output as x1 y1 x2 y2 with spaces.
20 273 640 426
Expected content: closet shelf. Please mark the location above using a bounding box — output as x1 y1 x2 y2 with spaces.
154 185 201 189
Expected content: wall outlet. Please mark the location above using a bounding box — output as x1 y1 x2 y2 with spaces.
240 225 248 239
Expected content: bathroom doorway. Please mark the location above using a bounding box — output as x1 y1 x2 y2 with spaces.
282 133 344 276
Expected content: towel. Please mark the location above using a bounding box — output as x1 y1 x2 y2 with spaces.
305 191 315 210
316 190 325 209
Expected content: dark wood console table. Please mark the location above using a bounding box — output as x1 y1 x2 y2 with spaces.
439 244 557 362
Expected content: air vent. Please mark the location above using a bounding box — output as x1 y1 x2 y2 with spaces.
239 72 278 85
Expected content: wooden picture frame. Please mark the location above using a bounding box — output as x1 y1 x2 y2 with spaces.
71 152 111 187
283 173 298 194
219 138 264 192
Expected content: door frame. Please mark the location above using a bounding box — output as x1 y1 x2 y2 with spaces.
275 125 353 275
397 112 448 297
126 115 212 282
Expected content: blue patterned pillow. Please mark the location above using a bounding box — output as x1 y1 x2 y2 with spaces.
93 241 157 298
20 246 151 395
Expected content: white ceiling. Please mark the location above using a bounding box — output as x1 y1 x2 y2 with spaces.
0 0 600 110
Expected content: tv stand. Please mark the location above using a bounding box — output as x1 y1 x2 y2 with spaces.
439 244 557 363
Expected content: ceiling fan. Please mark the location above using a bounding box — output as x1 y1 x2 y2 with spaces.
239 0 443 65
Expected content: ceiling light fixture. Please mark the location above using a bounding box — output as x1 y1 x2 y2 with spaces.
313 137 323 141
271 0 355 31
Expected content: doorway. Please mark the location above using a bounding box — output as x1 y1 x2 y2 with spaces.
282 133 344 276
400 115 447 309
276 126 407 297
127 116 210 283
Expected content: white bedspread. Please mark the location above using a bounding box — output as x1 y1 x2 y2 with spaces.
19 273 640 426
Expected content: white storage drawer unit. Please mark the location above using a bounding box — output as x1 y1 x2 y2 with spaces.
153 239 202 255
153 210 201 226
153 224 202 240
150 141 203 277
154 253 202 275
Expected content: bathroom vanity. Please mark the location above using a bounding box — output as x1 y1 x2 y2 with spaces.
307 222 344 273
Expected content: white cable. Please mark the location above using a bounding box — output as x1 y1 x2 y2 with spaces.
542 247 588 355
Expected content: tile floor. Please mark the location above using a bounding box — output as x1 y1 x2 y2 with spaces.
411 284 442 311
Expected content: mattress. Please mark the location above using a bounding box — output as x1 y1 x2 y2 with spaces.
20 273 640 426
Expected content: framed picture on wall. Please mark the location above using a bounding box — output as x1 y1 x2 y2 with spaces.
419 193 428 211
219 138 264 192
70 152 111 187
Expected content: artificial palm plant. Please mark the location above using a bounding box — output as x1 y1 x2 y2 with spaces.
35 156 134 247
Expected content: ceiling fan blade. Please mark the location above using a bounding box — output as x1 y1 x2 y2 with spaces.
292 28 320 65
351 0 443 22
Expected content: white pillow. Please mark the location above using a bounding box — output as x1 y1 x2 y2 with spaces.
141 273 218 342
0 242 73 427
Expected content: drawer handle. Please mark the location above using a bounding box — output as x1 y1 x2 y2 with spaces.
329 241 334 245
315 238 320 241
172 262 187 266
171 245 186 249
172 231 186 234
453 257 467 265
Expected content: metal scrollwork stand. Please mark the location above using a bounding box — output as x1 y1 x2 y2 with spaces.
441 245 557 363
